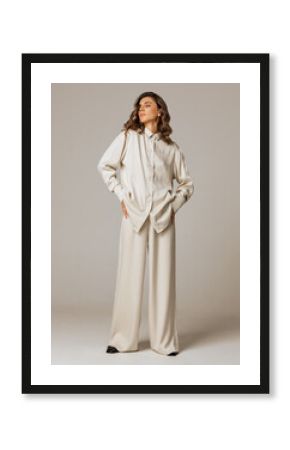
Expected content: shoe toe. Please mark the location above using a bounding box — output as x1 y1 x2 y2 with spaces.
106 346 119 353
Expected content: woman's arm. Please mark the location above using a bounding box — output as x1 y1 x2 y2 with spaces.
171 145 194 214
97 131 127 202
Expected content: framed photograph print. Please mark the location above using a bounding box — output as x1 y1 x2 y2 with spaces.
22 53 269 394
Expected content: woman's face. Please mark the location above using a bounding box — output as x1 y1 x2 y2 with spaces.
138 96 159 125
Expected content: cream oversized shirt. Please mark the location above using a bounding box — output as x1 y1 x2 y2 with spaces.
97 126 194 233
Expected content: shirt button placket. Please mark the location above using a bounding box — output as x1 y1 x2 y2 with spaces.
147 136 153 209
151 139 155 202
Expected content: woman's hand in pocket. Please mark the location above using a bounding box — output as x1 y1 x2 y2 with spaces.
121 200 129 219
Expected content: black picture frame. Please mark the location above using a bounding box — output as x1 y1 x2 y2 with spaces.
22 53 269 394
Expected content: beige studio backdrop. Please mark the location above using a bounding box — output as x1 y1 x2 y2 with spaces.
51 83 240 365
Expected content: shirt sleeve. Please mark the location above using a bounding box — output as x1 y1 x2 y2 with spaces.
97 131 127 202
171 145 194 214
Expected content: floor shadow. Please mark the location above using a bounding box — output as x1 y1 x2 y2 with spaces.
178 316 240 351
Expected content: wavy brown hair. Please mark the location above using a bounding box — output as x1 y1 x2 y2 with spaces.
121 91 175 145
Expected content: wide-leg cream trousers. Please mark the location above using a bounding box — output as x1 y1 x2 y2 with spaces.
108 214 179 355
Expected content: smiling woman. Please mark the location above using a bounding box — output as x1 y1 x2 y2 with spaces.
97 91 194 357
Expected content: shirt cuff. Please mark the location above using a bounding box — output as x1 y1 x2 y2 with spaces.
171 192 187 214
113 184 126 202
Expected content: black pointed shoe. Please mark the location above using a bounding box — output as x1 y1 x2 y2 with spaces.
106 345 119 353
167 351 179 356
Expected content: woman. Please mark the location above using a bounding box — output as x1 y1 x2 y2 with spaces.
97 91 194 356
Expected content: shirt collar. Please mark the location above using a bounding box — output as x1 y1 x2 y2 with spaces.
144 126 160 141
